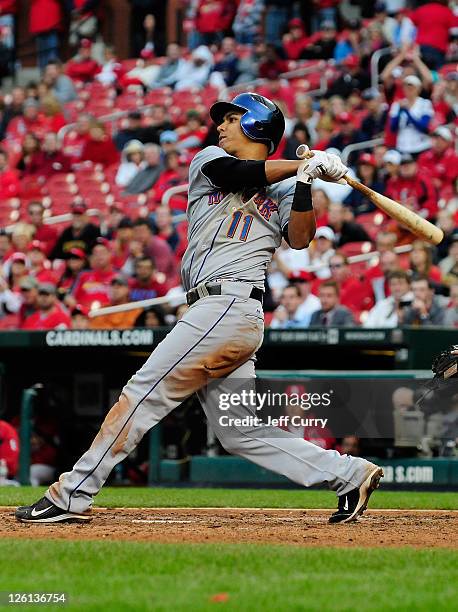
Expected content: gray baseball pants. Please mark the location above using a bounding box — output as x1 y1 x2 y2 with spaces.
46 283 372 513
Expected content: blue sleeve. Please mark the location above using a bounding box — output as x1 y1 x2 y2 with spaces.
390 112 400 132
404 110 431 134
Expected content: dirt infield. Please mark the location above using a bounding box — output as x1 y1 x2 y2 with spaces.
1 508 457 547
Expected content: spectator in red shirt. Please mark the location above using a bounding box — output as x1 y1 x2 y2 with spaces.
40 95 66 134
192 0 236 48
324 252 374 314
27 240 57 284
29 0 62 70
410 0 458 69
176 110 208 155
27 201 58 257
81 122 119 167
70 239 116 310
409 240 442 285
150 151 181 206
385 153 438 221
129 256 168 302
7 98 46 142
110 216 134 270
62 112 94 161
22 282 71 330
25 132 72 178
0 419 19 479
417 126 458 195
282 18 309 60
259 44 288 80
66 38 100 82
0 148 19 198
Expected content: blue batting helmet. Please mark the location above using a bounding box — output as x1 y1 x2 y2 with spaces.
210 93 285 154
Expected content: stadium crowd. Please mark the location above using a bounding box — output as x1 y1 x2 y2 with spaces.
1 0 458 332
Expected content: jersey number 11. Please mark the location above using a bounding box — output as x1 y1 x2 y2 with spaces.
227 210 254 242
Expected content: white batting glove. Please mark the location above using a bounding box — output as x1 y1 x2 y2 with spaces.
296 150 330 184
323 153 348 182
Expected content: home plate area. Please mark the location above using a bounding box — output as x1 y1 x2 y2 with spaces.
3 508 457 548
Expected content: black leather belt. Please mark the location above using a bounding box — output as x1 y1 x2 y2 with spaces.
186 283 263 306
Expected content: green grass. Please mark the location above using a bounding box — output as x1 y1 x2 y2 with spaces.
0 541 456 612
0 486 457 510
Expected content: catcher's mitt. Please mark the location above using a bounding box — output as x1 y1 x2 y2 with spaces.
431 345 458 380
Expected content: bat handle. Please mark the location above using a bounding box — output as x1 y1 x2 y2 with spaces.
296 144 314 160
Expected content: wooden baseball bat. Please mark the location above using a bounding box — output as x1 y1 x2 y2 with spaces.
296 144 443 246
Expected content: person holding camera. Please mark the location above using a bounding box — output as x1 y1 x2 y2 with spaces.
364 270 413 328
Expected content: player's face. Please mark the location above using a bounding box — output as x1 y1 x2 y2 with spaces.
217 112 250 155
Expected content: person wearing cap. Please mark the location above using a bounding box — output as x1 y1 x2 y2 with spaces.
388 73 434 155
343 153 385 217
29 0 62 70
269 238 311 300
115 140 145 188
309 225 336 279
21 282 71 330
70 239 116 310
123 143 163 195
270 284 312 329
70 304 90 330
57 247 88 302
288 270 321 323
66 38 100 83
81 122 120 167
360 88 388 141
27 240 57 285
417 126 458 194
0 148 19 199
90 275 142 330
385 153 437 221
282 18 309 60
6 252 27 292
159 130 179 156
49 200 100 260
382 149 402 182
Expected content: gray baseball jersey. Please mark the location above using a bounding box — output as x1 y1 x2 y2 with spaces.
44 145 374 516
181 146 296 291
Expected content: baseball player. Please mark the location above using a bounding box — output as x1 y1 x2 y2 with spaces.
16 93 383 525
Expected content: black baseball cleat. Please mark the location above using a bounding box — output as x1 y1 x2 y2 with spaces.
15 496 92 524
329 465 384 524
